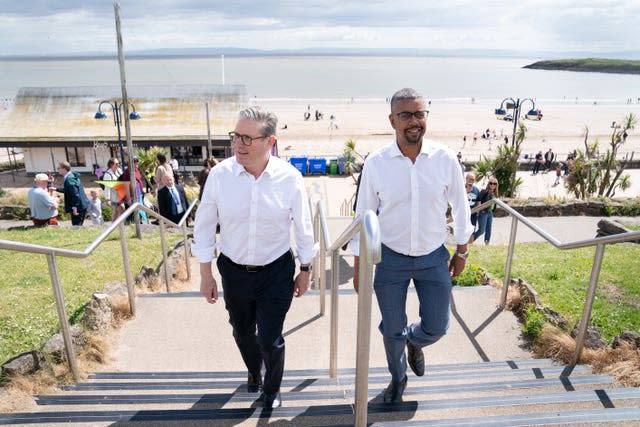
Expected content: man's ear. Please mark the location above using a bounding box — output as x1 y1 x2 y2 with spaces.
388 114 397 130
267 135 277 148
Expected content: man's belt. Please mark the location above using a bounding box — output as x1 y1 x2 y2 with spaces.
219 251 290 273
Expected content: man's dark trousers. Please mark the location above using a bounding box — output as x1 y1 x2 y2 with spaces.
217 250 295 395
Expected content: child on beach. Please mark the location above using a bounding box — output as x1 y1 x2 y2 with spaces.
88 190 104 226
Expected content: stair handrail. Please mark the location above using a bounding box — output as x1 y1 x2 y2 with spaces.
0 198 198 381
315 205 380 427
468 198 640 364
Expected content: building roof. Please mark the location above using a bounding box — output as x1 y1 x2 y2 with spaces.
0 85 247 146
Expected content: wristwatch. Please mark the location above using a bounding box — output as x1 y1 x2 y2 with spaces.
300 264 312 273
453 250 469 260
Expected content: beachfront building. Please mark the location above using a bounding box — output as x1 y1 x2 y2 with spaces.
0 85 247 175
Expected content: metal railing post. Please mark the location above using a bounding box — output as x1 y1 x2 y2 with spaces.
573 243 606 364
182 223 191 280
329 249 340 378
500 216 519 308
159 221 171 292
119 222 136 315
318 216 326 316
46 253 80 381
354 210 381 427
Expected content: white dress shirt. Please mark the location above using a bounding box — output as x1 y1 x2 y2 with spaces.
192 155 317 265
350 139 473 256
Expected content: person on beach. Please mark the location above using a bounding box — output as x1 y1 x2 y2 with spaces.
544 148 555 171
350 88 472 403
193 106 316 409
55 161 90 226
532 150 544 175
470 179 499 245
28 173 59 226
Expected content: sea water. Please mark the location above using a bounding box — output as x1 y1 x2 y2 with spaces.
0 55 638 104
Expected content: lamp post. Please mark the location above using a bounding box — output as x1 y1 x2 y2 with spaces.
494 97 537 147
94 101 140 166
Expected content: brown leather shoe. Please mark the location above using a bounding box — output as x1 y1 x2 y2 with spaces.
383 375 407 403
407 340 425 376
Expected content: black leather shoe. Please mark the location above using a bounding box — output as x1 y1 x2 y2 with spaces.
383 375 407 403
247 372 262 393
407 340 425 377
260 391 282 408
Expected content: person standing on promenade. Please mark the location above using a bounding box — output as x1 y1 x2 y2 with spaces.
197 157 218 201
465 172 480 228
470 179 499 245
28 173 59 226
350 88 473 402
193 106 317 409
532 150 544 174
55 161 90 226
102 158 124 221
169 155 180 184
154 153 172 195
157 174 188 225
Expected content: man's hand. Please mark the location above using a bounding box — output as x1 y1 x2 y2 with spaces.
294 271 311 297
199 262 218 304
353 256 360 293
448 256 466 277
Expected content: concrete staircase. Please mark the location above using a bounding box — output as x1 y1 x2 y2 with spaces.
1 249 639 425
1 360 640 425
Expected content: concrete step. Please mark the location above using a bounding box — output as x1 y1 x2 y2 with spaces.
2 360 638 426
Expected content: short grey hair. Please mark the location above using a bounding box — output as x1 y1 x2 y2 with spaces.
390 88 423 113
238 106 278 137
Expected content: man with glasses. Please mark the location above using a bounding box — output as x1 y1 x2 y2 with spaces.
193 106 316 409
350 88 473 402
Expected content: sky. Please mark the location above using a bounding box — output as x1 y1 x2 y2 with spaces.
0 0 639 57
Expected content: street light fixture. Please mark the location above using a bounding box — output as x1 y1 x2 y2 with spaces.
94 100 140 166
494 97 538 146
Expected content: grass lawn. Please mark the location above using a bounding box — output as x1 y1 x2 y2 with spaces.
0 225 184 366
470 242 640 344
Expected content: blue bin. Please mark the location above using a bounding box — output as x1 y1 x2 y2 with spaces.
308 158 327 175
290 157 308 175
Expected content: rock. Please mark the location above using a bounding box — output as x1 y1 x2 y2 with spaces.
597 219 628 236
82 293 113 331
136 265 157 284
571 323 608 350
612 331 640 350
42 324 86 362
1 351 44 376
542 307 569 330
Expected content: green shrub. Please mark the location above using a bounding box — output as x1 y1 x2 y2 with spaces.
522 305 547 339
451 263 485 286
619 200 640 216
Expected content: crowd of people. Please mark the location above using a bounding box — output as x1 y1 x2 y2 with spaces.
27 154 192 228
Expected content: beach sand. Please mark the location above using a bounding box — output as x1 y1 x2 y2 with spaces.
257 100 640 163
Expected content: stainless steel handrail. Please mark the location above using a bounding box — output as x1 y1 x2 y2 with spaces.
469 198 640 364
312 202 380 427
0 198 198 381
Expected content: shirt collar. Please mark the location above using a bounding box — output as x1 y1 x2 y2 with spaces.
389 139 433 159
232 155 275 178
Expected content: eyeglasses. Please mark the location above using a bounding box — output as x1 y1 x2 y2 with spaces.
229 131 268 146
395 110 429 122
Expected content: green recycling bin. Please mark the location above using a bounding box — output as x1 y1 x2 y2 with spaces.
329 158 338 175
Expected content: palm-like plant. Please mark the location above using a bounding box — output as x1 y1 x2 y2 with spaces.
564 113 636 199
473 121 526 198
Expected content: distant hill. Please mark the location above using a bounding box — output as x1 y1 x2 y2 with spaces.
524 58 640 75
